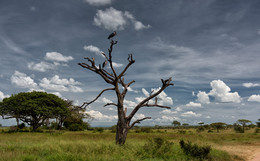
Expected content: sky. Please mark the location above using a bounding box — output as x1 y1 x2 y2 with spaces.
0 0 260 127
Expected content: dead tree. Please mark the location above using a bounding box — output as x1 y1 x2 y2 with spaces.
78 38 174 145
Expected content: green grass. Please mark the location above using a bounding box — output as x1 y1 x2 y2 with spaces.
0 129 259 161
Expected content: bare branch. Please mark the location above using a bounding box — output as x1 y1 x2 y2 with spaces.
140 104 171 109
121 80 135 98
81 87 115 108
127 78 173 120
103 102 117 107
129 117 152 129
118 54 135 79
108 40 118 78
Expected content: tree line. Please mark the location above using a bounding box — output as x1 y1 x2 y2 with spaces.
0 91 90 131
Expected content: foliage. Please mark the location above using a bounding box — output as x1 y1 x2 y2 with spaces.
0 91 69 131
255 128 260 134
172 120 181 127
237 119 252 131
196 126 205 133
211 122 226 133
233 123 244 133
60 100 91 131
179 139 211 160
139 137 173 159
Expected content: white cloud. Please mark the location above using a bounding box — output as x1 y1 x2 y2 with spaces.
0 91 10 101
197 91 210 104
11 71 38 90
124 11 151 30
186 101 202 107
28 61 56 72
44 52 74 62
243 83 260 88
112 62 123 68
39 75 83 93
83 45 104 57
84 0 112 6
87 110 117 121
159 109 177 114
248 94 260 102
102 97 113 104
124 99 137 109
93 7 150 31
154 115 179 124
127 87 139 93
133 113 146 120
208 80 241 103
181 111 201 117
151 87 173 105
142 88 150 97
136 87 173 106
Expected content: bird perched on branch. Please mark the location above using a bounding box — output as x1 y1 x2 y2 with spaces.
108 31 117 39
102 60 108 68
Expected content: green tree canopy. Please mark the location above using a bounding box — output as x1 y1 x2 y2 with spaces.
0 91 69 130
210 122 226 133
172 120 181 127
237 119 252 130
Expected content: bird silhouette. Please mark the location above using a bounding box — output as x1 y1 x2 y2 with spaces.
108 31 117 39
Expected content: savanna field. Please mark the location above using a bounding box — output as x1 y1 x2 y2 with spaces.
0 127 259 161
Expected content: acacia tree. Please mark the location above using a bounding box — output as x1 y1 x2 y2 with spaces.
78 38 174 145
0 91 68 131
237 119 252 131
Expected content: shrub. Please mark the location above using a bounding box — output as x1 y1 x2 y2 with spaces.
94 127 104 133
208 129 214 133
234 123 244 133
196 126 205 133
179 139 211 159
139 137 173 158
178 130 186 134
255 128 260 134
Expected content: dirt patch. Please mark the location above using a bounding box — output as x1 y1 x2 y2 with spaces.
215 142 260 161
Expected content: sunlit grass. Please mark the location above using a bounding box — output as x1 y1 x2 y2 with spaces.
0 129 259 160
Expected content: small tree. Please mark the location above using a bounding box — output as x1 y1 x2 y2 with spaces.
210 122 226 133
172 120 181 127
256 119 260 128
0 91 68 131
79 36 174 145
237 119 252 131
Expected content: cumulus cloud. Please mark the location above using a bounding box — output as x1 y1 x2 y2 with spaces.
181 111 201 117
39 75 83 93
186 101 202 107
28 52 73 72
248 94 260 102
124 99 137 109
243 83 260 88
28 61 56 72
87 110 117 121
84 0 112 6
112 62 123 68
101 97 113 104
208 80 241 103
197 91 210 104
11 71 38 90
83 45 104 57
151 87 173 105
126 87 139 93
44 52 74 62
93 7 150 31
136 87 173 106
0 91 10 101
155 115 180 124
159 109 177 114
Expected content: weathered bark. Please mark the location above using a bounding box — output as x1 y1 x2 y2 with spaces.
79 37 174 145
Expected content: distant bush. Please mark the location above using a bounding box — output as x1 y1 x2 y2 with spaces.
179 139 211 159
233 123 244 133
94 127 104 133
255 128 260 134
178 130 186 134
196 126 205 133
208 129 214 133
138 137 173 158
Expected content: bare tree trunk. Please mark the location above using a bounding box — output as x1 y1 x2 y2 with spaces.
79 37 174 145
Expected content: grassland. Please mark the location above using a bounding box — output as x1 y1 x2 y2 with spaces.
0 128 259 161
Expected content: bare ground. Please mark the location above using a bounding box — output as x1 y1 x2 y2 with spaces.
215 142 260 161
